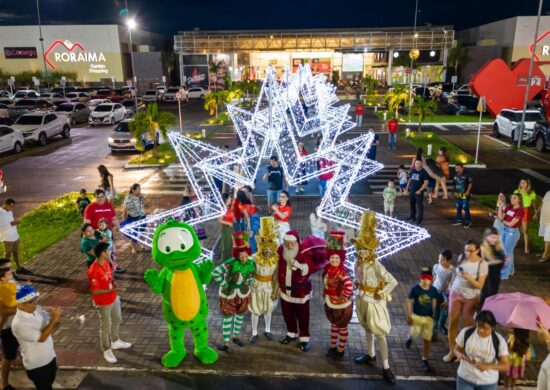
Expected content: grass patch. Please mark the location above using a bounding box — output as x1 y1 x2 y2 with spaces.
475 195 544 252
375 111 493 123
128 143 176 166
202 112 231 125
405 131 476 164
0 193 123 264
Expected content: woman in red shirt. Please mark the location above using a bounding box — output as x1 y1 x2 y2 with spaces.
318 158 335 198
296 142 309 194
272 191 292 243
237 189 260 253
498 193 524 280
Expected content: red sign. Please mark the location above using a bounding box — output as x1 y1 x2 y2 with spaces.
470 58 545 117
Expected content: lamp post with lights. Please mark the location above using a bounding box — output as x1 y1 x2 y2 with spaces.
36 0 49 88
126 17 139 113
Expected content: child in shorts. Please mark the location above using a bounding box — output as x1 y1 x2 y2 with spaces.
382 181 397 217
397 165 407 196
406 266 439 373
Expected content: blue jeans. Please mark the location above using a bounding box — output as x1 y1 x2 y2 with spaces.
388 133 397 149
455 198 471 224
267 189 282 207
501 226 520 279
318 179 327 198
246 214 260 253
356 115 363 127
234 218 246 232
456 376 497 390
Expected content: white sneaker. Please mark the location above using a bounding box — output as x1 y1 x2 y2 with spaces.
111 339 132 350
103 349 117 363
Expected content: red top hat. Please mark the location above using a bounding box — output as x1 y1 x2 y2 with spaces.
326 230 346 262
232 231 252 258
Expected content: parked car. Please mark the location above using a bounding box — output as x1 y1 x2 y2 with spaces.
0 91 13 100
65 92 90 103
413 86 432 99
162 87 181 102
40 92 66 105
0 126 24 154
108 119 158 152
493 109 544 142
94 89 112 99
187 87 209 99
12 111 70 145
9 99 53 120
54 102 91 126
0 104 9 119
143 90 158 102
13 90 40 102
120 99 144 117
87 99 112 111
446 95 478 115
88 103 126 126
110 89 131 102
533 120 550 152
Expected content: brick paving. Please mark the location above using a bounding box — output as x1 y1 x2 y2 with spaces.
12 187 547 384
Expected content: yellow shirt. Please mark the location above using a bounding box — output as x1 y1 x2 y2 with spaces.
514 189 536 208
0 281 17 308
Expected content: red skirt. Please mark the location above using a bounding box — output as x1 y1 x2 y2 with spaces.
522 207 530 223
324 303 353 328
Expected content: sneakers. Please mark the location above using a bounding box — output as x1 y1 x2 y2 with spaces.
232 338 244 347
103 349 117 363
264 332 274 341
443 352 456 363
355 354 376 365
452 221 463 226
250 335 257 344
405 338 412 349
422 359 432 372
111 339 132 350
382 368 396 384
463 222 472 229
438 326 448 336
326 347 336 357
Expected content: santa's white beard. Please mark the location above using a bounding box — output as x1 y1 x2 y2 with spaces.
283 246 299 263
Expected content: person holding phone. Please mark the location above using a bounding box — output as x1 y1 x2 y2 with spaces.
443 240 488 363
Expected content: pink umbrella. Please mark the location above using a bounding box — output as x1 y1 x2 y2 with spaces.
482 292 550 331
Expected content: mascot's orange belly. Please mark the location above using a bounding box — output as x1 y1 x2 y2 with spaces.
170 269 200 321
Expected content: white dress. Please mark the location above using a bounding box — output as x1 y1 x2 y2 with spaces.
249 262 278 316
355 260 398 336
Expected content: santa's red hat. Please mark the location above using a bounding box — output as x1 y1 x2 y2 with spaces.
232 231 251 258
283 230 301 245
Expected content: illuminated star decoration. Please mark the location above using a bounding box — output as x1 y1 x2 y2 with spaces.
121 64 430 266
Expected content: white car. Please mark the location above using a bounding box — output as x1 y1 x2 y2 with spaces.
162 87 181 102
0 126 24 154
66 92 90 103
156 85 167 95
493 109 544 142
87 99 112 111
187 87 209 99
143 90 158 102
40 92 66 104
88 103 126 126
12 112 70 146
13 90 40 102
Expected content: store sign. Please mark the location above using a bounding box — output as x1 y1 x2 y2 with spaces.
4 47 37 59
182 65 208 87
529 30 550 61
44 40 108 74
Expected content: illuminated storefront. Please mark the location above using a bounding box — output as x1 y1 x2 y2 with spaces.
174 27 454 87
0 25 169 86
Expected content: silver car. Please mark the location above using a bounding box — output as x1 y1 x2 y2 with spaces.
54 102 91 126
108 119 157 152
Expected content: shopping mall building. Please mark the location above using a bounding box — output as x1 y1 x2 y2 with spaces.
0 25 171 88
174 27 455 88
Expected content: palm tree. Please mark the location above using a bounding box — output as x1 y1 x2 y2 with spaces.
447 41 470 83
410 96 438 132
129 103 176 159
384 87 410 119
204 90 228 117
209 61 222 91
361 75 378 96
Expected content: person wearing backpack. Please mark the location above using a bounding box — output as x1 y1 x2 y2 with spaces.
454 310 509 390
444 239 488 363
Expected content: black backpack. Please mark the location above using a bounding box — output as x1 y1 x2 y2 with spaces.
463 327 501 362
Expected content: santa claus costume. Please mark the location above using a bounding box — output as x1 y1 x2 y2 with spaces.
353 211 398 384
278 230 327 352
249 217 279 343
212 232 256 352
323 231 353 359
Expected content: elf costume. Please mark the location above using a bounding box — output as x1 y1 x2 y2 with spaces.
211 232 256 351
323 231 353 359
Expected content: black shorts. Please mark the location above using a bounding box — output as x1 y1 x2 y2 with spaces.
1 328 19 360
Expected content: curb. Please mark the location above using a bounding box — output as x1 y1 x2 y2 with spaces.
124 163 165 170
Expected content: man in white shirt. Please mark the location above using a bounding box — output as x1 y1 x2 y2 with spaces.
0 199 29 275
11 285 60 390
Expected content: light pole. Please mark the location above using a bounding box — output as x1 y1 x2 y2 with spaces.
126 17 139 113
408 0 419 124
36 0 49 88
517 0 544 149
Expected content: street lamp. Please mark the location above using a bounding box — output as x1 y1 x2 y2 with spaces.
36 0 49 88
408 0 420 124
126 17 139 113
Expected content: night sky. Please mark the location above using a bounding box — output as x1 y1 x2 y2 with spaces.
0 0 547 36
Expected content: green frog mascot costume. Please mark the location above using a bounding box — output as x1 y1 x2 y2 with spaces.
144 218 218 367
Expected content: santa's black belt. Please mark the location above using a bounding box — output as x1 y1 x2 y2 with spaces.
285 278 310 290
